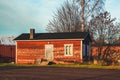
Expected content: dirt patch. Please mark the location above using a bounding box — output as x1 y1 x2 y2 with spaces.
0 66 119 80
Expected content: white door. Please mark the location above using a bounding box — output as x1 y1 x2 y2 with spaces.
45 45 53 61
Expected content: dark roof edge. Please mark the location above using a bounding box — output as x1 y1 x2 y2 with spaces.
14 38 85 41
14 32 90 40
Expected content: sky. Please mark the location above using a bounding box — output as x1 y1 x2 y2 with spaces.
0 0 120 37
105 0 120 21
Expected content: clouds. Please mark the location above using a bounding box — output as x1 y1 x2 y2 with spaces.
0 0 65 36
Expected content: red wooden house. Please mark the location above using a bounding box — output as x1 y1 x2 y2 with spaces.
14 29 91 64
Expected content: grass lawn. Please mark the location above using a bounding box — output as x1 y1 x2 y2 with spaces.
0 63 120 70
49 64 120 70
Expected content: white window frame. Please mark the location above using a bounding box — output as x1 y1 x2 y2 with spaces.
64 44 73 56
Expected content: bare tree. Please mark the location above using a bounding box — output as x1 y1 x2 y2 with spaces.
76 0 105 31
81 0 85 32
46 0 105 32
89 11 120 65
89 11 120 44
46 0 81 32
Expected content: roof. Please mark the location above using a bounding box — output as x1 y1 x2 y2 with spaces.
14 32 91 41
0 36 15 45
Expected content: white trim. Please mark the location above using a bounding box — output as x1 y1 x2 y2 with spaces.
64 44 73 56
45 44 54 61
15 42 17 64
80 40 83 62
14 39 84 42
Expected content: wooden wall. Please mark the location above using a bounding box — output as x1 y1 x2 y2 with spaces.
1 42 119 64
0 44 15 62
91 45 120 57
16 40 82 64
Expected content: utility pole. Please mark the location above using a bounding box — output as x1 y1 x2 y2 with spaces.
81 0 85 32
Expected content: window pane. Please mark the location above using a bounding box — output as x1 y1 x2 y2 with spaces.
64 44 73 56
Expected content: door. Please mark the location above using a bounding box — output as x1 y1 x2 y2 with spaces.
45 44 53 61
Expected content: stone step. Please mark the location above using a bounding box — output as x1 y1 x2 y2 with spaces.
40 61 49 65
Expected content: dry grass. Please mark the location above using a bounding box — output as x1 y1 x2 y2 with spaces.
0 63 120 70
49 64 120 70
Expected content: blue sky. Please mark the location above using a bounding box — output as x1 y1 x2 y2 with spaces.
105 0 120 21
0 0 120 36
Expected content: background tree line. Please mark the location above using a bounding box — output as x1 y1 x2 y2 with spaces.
46 0 120 65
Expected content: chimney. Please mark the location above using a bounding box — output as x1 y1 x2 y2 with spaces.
30 28 35 39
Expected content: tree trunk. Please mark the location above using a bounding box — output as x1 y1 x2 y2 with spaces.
81 0 85 32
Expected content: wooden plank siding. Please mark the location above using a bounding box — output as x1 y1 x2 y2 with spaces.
91 45 120 57
16 40 82 64
0 45 15 62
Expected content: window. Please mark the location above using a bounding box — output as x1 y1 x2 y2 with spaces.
64 44 73 56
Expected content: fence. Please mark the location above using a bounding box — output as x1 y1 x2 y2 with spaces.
0 44 15 62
